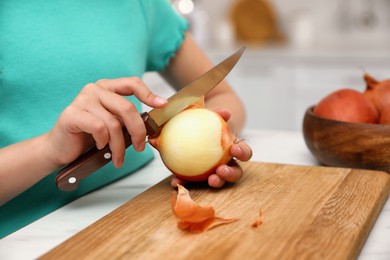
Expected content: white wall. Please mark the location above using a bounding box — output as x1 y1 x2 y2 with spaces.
163 0 390 131
194 0 390 49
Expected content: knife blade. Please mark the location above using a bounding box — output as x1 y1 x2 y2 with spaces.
56 47 245 191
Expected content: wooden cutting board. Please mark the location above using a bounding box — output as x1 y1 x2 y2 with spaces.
40 162 390 260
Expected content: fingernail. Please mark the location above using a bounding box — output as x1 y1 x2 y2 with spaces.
134 142 145 152
220 165 232 177
155 96 167 105
232 145 242 155
118 158 124 168
114 158 124 168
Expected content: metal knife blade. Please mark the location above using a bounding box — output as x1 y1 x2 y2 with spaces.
149 47 245 127
55 47 245 191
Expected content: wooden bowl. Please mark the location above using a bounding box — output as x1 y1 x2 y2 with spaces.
303 106 390 173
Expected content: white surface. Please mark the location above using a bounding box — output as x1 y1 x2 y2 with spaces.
0 129 389 259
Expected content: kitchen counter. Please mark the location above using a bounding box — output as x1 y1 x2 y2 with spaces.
208 43 390 61
203 47 390 131
1 129 389 260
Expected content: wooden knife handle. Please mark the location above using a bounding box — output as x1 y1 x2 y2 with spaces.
55 112 160 191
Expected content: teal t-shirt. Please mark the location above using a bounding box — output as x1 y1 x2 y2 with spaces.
0 0 188 238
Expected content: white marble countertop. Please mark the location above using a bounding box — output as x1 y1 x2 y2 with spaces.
1 129 389 259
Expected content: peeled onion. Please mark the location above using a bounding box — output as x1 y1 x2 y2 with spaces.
364 73 390 114
149 107 234 181
313 88 378 124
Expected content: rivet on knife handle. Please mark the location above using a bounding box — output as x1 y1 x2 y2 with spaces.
55 112 160 191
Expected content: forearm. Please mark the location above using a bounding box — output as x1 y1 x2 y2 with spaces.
0 133 60 205
204 84 246 134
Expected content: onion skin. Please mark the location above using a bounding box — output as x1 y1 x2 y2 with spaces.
379 106 390 125
363 73 390 114
171 184 239 233
313 88 379 124
149 108 234 182
364 73 379 90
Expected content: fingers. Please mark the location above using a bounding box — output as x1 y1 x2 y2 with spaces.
220 160 242 179
67 77 166 167
210 108 231 121
170 176 189 187
96 77 167 107
51 106 111 165
84 104 127 166
91 86 147 151
230 141 253 162
95 78 168 151
63 105 126 167
209 140 252 188
208 174 226 188
62 106 109 150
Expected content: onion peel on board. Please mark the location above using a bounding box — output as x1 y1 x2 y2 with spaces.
251 209 263 228
171 184 239 233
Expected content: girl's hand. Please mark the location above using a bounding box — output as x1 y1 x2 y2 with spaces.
171 108 252 188
46 77 167 169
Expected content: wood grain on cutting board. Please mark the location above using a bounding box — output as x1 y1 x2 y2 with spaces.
40 162 390 260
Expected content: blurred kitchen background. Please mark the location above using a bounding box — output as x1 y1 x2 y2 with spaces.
144 0 390 131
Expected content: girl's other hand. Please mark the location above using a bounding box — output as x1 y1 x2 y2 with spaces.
171 108 252 188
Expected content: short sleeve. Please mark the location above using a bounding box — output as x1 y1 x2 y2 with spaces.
142 0 188 72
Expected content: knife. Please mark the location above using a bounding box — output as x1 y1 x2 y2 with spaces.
56 47 245 191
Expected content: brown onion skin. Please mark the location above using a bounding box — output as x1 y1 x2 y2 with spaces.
379 106 390 125
364 73 379 90
169 165 221 182
364 73 390 114
314 88 379 124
